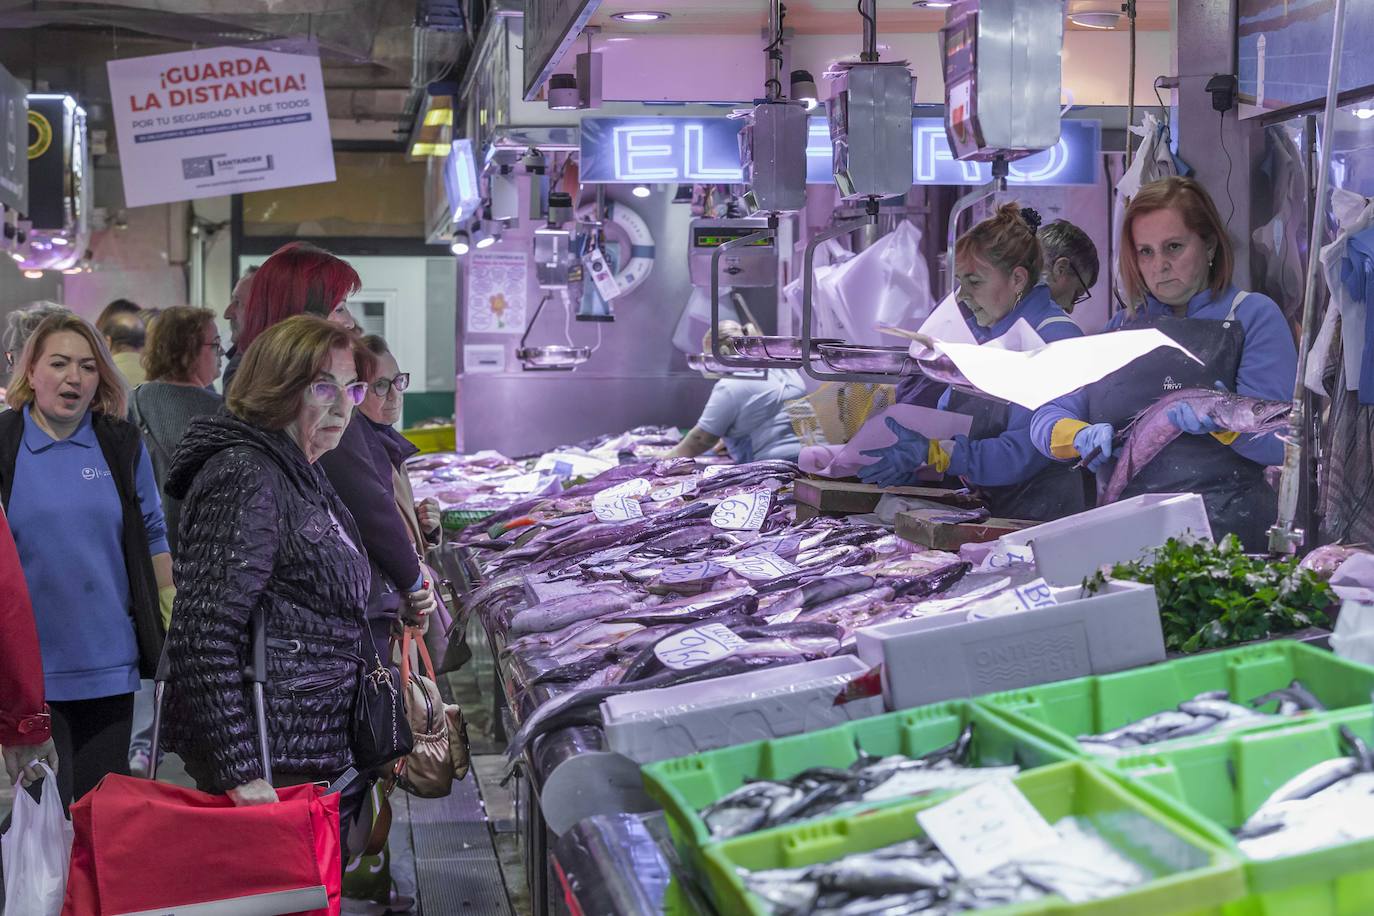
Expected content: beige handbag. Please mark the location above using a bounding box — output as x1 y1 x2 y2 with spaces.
396 628 471 798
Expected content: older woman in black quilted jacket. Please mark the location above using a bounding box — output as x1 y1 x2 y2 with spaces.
162 316 375 826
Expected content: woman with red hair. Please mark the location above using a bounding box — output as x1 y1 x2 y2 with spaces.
225 242 361 390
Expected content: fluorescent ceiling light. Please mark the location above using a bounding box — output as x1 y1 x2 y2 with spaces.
451 230 471 256
914 1 952 8
611 11 670 22
22 269 43 279
1354 108 1374 120
632 184 651 198
1067 10 1122 28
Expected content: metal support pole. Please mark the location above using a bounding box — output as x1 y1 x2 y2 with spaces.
860 0 878 62
766 0 784 101
1270 0 1347 554
1124 0 1137 167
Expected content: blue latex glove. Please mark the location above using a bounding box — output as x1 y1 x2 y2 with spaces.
1167 400 1221 435
858 418 931 488
1074 423 1115 473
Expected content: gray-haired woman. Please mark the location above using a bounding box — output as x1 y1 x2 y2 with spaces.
1038 219 1099 314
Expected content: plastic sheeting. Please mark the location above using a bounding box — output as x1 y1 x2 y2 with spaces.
785 221 935 345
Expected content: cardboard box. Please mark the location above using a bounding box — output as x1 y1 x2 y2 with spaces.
1000 493 1212 587
600 656 884 764
895 510 1036 550
794 478 983 516
855 580 1165 711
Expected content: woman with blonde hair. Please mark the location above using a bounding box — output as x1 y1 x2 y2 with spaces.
868 203 1090 521
0 312 171 805
1031 176 1298 548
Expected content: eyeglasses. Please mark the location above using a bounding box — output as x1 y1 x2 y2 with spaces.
3 350 13 370
1069 262 1094 307
202 340 225 358
369 373 411 398
305 379 369 407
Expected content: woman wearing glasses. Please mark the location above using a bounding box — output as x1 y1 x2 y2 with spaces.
867 203 1093 522
1039 219 1099 314
163 316 376 829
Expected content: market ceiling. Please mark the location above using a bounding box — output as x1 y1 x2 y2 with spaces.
587 0 1172 34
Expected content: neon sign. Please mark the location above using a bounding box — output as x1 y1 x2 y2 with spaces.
580 116 1100 187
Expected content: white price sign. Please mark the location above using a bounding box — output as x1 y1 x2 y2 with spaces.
592 496 644 523
702 464 732 479
649 478 698 502
598 478 652 500
653 624 748 671
716 551 801 582
710 490 771 530
657 561 727 585
916 779 1059 877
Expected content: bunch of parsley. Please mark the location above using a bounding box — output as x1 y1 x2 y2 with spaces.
1088 535 1334 653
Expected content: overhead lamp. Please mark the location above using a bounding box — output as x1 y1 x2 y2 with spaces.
62 265 83 275
450 230 471 255
632 184 651 198
50 237 69 247
790 69 819 110
611 10 670 22
1354 108 1374 120
547 73 580 110
481 218 504 245
913 1 952 7
22 269 43 279
9 252 24 263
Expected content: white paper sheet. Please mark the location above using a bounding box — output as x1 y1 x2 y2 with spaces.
912 292 978 349
931 329 1201 410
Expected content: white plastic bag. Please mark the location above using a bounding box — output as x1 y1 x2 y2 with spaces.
1332 602 1374 668
2 763 73 916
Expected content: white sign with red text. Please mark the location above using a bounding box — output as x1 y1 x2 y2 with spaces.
107 43 334 206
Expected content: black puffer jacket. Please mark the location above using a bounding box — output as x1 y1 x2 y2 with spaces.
162 413 371 793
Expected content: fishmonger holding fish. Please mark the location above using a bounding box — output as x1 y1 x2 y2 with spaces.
1031 177 1298 550
861 204 1093 522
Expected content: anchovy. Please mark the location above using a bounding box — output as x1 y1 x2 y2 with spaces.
1102 388 1292 503
1251 680 1326 714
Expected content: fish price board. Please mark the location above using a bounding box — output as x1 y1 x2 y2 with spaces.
916 779 1059 877
711 490 771 530
593 496 643 523
654 624 748 671
716 551 801 581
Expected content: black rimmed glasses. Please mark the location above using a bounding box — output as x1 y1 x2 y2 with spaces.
1069 262 1094 307
369 373 411 398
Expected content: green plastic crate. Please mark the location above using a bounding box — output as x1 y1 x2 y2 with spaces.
701 761 1246 916
440 507 498 532
978 642 1374 760
643 700 1075 858
1112 707 1374 915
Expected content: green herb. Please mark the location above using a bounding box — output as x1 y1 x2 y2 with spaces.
1084 535 1334 653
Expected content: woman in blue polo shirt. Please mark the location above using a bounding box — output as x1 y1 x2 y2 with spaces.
0 313 172 805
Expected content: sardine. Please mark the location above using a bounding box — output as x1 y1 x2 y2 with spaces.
1102 388 1292 503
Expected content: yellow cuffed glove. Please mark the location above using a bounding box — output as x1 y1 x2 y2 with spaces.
1050 419 1090 460
158 584 176 631
927 438 952 474
1211 430 1241 445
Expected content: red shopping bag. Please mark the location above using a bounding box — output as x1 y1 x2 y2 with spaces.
62 774 341 915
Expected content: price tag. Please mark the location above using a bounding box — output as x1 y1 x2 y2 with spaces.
592 496 644 523
657 561 727 585
649 478 698 502
964 578 1058 621
598 478 652 500
710 490 772 530
702 464 732 479
716 551 801 581
653 623 748 671
496 471 550 495
916 779 1059 877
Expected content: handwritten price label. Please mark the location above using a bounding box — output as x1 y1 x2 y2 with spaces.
649 478 698 502
592 496 644 523
598 478 651 500
657 561 727 585
916 779 1058 877
653 623 748 671
710 490 772 530
716 551 801 582
702 464 732 479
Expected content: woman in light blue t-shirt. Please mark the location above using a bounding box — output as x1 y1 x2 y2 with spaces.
664 321 806 464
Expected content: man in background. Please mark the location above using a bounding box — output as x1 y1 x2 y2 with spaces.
96 299 148 388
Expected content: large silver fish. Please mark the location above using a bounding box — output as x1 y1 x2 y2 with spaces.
1102 388 1291 504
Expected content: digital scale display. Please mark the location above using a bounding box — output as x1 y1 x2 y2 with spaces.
692 228 775 248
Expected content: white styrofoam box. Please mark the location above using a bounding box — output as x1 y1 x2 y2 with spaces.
855 580 1164 711
601 656 884 765
1000 493 1212 587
